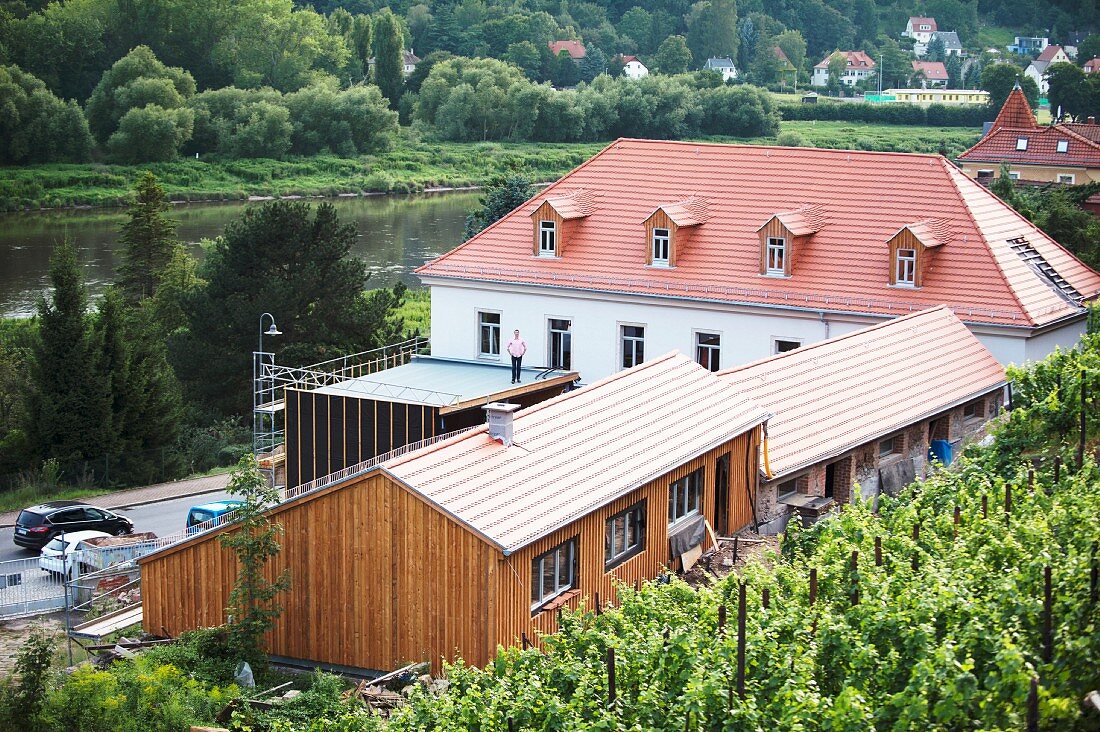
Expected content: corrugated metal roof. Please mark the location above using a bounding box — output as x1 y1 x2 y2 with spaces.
718 307 1006 480
417 139 1100 327
383 352 769 553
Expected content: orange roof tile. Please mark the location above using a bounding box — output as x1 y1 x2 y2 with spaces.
911 60 949 81
383 353 768 552
417 139 1100 327
1035 45 1064 62
719 307 1006 479
1084 58 1100 73
901 218 952 248
990 86 1038 130
548 40 586 60
537 188 597 219
650 196 711 226
762 204 827 237
958 123 1100 168
814 51 875 69
908 16 938 30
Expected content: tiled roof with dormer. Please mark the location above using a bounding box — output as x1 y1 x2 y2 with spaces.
536 188 597 219
417 139 1100 327
548 40 586 60
911 60 949 81
958 122 1100 168
651 196 712 226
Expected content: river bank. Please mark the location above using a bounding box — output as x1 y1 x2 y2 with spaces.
0 123 981 212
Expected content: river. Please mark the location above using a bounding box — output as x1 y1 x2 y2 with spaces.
0 191 480 317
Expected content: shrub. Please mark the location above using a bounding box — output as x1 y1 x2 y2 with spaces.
775 130 803 146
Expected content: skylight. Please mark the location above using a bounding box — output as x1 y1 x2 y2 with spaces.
1056 140 1068 153
1015 138 1029 151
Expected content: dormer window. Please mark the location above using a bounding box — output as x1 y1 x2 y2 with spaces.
1016 137 1029 151
1056 140 1068 153
538 220 557 256
765 237 787 276
895 248 916 286
651 228 670 265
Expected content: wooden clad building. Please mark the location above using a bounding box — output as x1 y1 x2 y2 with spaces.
141 353 767 674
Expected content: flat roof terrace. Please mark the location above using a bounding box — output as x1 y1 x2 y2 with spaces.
311 355 579 414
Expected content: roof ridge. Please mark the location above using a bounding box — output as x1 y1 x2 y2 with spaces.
416 139 626 273
716 306 952 377
1057 124 1100 150
940 160 1034 322
612 138 943 160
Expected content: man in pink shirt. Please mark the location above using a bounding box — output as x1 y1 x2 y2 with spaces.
507 329 527 383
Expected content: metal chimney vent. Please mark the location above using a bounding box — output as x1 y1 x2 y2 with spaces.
484 402 521 446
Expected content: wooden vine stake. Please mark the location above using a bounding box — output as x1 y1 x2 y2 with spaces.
874 536 882 567
953 506 960 541
717 604 726 634
1026 677 1039 732
1091 542 1098 607
762 587 770 609
1028 469 1034 493
911 524 920 572
521 632 530 650
809 568 818 606
595 592 601 616
1077 369 1087 471
982 493 988 519
1005 482 1012 528
1042 565 1053 665
606 647 616 708
508 717 515 732
850 550 859 606
1054 456 1061 484
736 582 747 700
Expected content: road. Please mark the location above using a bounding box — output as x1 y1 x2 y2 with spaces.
0 490 232 562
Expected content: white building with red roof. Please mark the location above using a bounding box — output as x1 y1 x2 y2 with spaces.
1025 45 1070 94
417 138 1100 379
621 55 648 79
911 60 949 86
811 51 875 87
903 16 938 44
1084 57 1100 74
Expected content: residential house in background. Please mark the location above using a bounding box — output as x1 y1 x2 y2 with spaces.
916 30 964 57
958 85 1100 185
910 60 949 86
719 307 1006 534
1009 36 1049 55
1084 57 1100 74
368 50 420 77
142 353 768 673
811 51 875 87
417 138 1100 376
902 16 938 44
548 40 586 61
703 57 738 81
1025 45 1070 95
621 55 649 79
772 47 798 86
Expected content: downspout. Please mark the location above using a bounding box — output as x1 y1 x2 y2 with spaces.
819 311 831 339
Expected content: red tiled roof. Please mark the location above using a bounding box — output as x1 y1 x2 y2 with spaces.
990 87 1037 130
384 352 768 552
1084 57 1100 73
911 60 948 81
651 196 712 226
901 218 952 248
622 55 640 64
957 123 1100 168
814 51 875 69
772 46 791 63
762 204 826 236
548 40 586 60
908 17 938 31
1035 45 1064 62
417 139 1100 327
718 307 1005 479
1064 121 1100 142
537 188 597 219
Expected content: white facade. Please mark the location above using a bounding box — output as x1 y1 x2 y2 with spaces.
623 60 649 79
812 61 874 87
904 18 937 44
424 279 1082 382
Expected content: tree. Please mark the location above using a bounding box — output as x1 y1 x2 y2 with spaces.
686 0 738 66
372 8 404 107
618 7 653 54
1046 62 1088 120
284 82 397 155
774 30 807 82
982 63 1039 110
172 201 407 416
24 242 112 471
826 51 847 95
946 54 962 88
1078 35 1100 65
405 50 453 93
84 45 195 147
105 104 194 163
118 172 181 302
415 57 534 140
0 630 55 731
653 35 692 75
748 34 784 85
925 35 946 62
701 84 780 135
504 41 542 79
578 44 608 83
220 453 291 666
0 64 93 163
464 173 533 239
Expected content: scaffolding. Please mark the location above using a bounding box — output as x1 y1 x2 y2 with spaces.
253 336 431 456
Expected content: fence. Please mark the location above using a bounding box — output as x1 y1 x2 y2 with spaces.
0 555 79 618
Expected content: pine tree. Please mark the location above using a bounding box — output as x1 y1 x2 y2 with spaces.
118 172 181 302
373 9 405 107
25 242 112 473
464 174 533 239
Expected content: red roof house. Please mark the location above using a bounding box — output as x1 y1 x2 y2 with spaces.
548 40 586 60
418 138 1100 377
1084 57 1100 74
911 60 949 83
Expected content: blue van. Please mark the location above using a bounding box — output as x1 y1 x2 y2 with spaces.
186 500 245 532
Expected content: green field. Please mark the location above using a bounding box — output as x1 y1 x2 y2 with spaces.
0 122 983 212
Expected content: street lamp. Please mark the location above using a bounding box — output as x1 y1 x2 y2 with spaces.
259 312 281 356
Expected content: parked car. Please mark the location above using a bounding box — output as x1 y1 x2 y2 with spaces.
185 500 245 532
13 501 134 550
38 530 112 578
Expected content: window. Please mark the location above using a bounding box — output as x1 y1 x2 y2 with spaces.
548 318 572 369
478 311 500 357
879 436 900 459
651 227 671 265
774 338 801 354
1015 137 1029 151
695 332 720 372
1008 171 1021 180
895 247 916 286
621 325 645 368
538 220 557 256
668 468 702 525
963 400 985 421
605 501 646 569
1056 140 1069 153
531 538 576 609
1057 174 1076 184
765 237 786 276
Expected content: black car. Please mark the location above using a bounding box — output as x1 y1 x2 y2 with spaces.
13 501 134 550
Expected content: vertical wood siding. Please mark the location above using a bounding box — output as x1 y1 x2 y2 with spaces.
757 218 797 276
886 229 927 287
141 472 498 674
531 202 564 257
643 209 678 266
491 427 760 649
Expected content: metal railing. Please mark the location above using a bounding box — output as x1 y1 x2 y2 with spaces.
0 555 83 618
